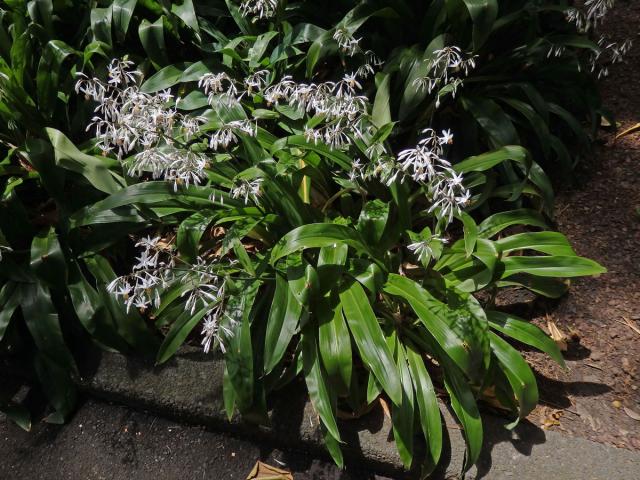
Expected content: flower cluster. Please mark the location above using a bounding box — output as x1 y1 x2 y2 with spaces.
76 59 209 189
567 0 615 32
106 236 232 353
564 1 632 79
106 236 176 312
265 74 369 150
352 129 470 225
333 27 362 57
589 37 633 79
413 46 477 107
239 0 278 20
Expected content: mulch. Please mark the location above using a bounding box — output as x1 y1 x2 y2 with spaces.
505 2 640 451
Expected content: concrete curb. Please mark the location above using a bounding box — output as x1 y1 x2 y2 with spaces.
69 347 640 479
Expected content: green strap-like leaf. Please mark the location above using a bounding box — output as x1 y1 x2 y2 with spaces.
139 17 169 67
301 330 341 441
462 0 498 49
0 282 20 341
263 273 303 374
496 231 575 255
112 0 138 42
339 281 402 405
392 339 415 468
489 331 539 421
222 281 260 412
454 145 530 174
270 223 375 265
45 128 123 194
384 274 474 378
30 227 66 288
156 306 209 365
501 255 606 278
318 294 352 390
478 209 548 238
406 343 442 472
487 310 565 365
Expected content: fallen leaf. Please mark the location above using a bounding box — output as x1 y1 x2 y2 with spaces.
623 407 640 422
615 122 640 140
379 397 391 420
246 461 293 480
547 320 568 352
541 409 564 430
622 316 640 337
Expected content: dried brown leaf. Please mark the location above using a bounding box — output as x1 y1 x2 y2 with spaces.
246 461 293 480
547 320 568 352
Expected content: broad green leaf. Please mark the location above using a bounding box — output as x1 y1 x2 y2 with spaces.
384 274 476 379
460 212 477 257
496 232 575 256
263 273 303 374
301 329 341 441
444 362 482 470
171 0 199 33
139 17 169 67
91 7 112 46
462 0 498 49
454 145 530 174
501 256 606 278
340 281 402 405
357 199 389 246
156 306 209 364
497 274 568 298
36 40 76 116
0 282 20 341
84 255 158 354
478 209 548 238
177 211 213 262
462 97 519 148
322 423 344 468
406 343 442 472
221 280 260 412
19 282 77 375
372 72 392 128
46 128 122 194
30 227 66 288
489 332 539 421
392 340 415 468
112 0 138 42
318 295 352 390
270 223 375 265
0 404 31 431
67 261 131 352
487 310 564 366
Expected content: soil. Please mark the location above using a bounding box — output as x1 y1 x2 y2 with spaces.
504 2 640 451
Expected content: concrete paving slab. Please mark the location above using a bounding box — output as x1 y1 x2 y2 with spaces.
69 348 640 479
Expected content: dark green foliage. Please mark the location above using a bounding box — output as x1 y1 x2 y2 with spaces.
0 0 608 473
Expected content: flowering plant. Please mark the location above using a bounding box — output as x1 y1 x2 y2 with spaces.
0 0 617 474
66 56 605 473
